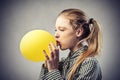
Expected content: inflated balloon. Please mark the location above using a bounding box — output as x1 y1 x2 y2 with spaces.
20 30 56 62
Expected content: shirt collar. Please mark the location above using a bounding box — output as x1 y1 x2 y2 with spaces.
68 46 87 59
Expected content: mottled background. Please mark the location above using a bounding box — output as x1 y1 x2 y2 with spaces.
0 0 120 80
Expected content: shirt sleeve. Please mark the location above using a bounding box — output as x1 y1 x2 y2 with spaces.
39 61 64 80
73 57 102 80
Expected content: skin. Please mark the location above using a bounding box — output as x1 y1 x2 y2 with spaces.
43 15 83 72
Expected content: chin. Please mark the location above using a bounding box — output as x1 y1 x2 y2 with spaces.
60 46 68 50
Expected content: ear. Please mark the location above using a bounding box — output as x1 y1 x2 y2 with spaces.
76 27 84 37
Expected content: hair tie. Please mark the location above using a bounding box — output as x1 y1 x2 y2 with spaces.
89 18 94 24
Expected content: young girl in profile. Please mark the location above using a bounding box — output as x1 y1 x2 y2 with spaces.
39 8 102 80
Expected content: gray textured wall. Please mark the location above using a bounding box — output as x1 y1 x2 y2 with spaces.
1 0 120 80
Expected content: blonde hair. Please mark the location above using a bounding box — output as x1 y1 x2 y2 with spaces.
59 9 102 80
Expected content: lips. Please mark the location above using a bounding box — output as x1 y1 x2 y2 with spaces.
56 40 61 46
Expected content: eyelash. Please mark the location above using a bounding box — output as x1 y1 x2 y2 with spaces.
55 29 64 32
55 29 57 32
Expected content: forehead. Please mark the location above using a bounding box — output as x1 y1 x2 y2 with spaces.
55 15 71 28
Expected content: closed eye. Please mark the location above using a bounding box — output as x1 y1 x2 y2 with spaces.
55 26 66 32
58 27 66 31
59 28 65 31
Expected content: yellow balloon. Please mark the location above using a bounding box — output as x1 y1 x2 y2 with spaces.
20 30 56 62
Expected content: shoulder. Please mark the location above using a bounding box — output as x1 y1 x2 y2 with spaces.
76 57 100 74
80 57 99 69
82 57 98 64
73 57 102 79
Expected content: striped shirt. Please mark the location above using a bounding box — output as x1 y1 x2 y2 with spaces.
39 47 102 80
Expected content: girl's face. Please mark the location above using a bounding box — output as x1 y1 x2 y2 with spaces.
55 15 80 51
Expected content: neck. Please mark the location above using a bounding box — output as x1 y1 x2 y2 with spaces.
69 42 82 55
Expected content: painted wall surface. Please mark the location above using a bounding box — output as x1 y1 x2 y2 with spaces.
1 0 120 80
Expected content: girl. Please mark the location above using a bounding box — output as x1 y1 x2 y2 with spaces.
39 8 102 80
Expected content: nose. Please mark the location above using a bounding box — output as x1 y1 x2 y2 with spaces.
55 31 59 39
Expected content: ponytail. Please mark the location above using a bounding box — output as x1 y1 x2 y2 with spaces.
68 19 102 80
